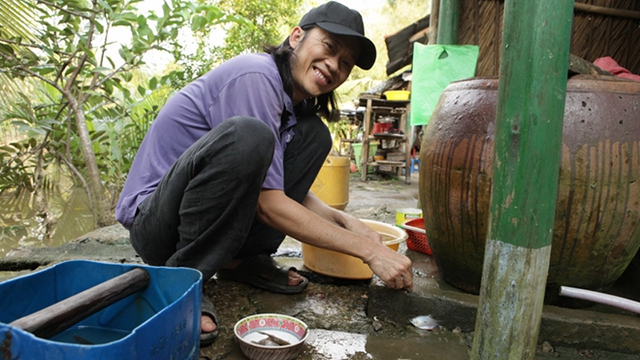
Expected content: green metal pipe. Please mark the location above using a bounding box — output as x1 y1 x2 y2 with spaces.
436 0 459 44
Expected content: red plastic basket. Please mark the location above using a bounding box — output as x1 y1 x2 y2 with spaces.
401 218 432 255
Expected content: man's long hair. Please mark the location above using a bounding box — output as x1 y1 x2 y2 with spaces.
264 25 339 122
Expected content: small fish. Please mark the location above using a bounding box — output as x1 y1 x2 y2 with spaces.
410 315 439 330
251 337 282 347
258 331 290 345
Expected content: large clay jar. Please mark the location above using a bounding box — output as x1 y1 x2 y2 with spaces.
420 76 640 304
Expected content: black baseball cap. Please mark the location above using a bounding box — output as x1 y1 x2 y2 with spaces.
299 1 377 70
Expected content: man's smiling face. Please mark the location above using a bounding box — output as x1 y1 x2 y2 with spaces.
289 26 361 104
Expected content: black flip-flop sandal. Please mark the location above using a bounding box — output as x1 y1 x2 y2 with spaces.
216 254 309 294
200 294 219 347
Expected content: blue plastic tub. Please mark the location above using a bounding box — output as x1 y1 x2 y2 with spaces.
0 260 202 359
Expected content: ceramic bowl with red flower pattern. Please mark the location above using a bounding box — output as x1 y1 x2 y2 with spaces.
234 313 309 360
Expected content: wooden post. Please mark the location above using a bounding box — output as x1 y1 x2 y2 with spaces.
429 0 439 45
361 98 372 181
470 1 574 359
436 0 459 45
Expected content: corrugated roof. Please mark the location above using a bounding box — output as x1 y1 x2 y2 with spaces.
384 15 430 76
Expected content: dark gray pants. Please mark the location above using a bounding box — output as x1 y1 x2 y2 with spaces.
129 115 331 280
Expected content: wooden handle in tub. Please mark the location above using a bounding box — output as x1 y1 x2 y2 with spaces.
9 267 150 339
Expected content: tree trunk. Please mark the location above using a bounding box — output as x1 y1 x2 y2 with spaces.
64 94 112 227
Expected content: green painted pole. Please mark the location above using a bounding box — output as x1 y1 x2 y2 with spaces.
470 1 574 359
436 0 459 45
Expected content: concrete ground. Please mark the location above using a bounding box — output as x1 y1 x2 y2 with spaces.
1 171 639 359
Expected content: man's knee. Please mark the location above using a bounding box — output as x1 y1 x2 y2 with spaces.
225 116 273 142
215 117 275 170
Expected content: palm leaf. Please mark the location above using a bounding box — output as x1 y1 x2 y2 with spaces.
0 0 37 40
0 0 38 109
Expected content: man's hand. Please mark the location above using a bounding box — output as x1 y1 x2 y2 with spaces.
258 189 413 291
364 245 413 291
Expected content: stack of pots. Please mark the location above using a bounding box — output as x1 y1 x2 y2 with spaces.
420 75 640 305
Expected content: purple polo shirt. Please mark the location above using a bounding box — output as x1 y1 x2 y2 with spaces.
115 53 297 229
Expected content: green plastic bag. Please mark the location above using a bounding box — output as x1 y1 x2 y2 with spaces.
410 43 479 126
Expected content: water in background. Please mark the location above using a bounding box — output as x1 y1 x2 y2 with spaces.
0 187 94 257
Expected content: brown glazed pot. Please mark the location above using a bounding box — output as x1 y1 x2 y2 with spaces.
419 76 640 305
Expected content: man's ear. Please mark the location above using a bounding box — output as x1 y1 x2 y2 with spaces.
289 26 305 49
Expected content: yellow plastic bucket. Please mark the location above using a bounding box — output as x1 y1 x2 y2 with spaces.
301 219 408 279
310 155 350 210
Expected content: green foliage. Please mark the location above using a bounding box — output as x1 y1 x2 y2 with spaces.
163 1 256 88
0 0 38 108
0 0 229 226
167 0 303 85
211 0 302 61
325 116 359 155
0 0 429 240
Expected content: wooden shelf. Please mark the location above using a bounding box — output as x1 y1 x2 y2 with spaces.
371 133 405 140
374 160 405 166
358 97 412 184
358 98 409 107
